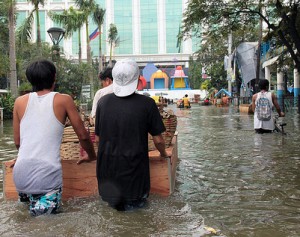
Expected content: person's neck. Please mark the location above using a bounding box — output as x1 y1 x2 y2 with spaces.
36 89 52 96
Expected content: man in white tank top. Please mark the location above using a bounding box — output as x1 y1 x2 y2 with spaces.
251 79 285 133
12 59 96 216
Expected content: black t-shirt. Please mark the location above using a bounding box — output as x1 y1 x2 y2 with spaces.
95 93 165 205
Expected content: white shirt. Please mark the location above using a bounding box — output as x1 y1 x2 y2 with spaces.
13 92 64 194
90 84 113 118
254 91 274 130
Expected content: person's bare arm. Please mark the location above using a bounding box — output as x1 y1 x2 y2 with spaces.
13 99 21 150
152 134 169 158
59 94 97 164
272 94 285 117
252 94 257 113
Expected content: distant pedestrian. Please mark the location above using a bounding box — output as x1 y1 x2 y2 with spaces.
90 67 114 126
252 79 285 133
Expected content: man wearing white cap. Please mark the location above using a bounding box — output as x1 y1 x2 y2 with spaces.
94 58 169 211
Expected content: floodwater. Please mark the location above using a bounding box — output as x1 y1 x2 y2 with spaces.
0 105 300 237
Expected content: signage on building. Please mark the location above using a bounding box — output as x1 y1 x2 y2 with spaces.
81 85 91 99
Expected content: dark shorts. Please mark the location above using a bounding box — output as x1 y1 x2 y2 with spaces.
19 188 62 216
255 128 273 134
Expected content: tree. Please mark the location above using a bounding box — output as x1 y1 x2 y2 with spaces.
49 7 86 63
182 0 300 73
17 0 45 50
92 4 105 73
75 0 96 97
0 2 10 81
8 0 17 97
108 23 119 67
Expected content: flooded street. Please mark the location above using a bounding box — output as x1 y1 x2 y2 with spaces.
1 104 300 236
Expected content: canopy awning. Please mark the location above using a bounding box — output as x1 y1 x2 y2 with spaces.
214 88 232 97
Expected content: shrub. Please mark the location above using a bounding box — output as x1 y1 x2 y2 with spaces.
0 93 15 119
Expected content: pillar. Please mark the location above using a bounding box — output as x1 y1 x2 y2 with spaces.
265 66 271 90
227 33 232 94
277 68 284 109
294 68 299 107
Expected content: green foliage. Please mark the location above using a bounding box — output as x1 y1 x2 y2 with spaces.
18 81 32 93
0 2 10 79
200 79 211 90
55 59 98 102
0 93 15 119
188 58 203 89
182 0 300 73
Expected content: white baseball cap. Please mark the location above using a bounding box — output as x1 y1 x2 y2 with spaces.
112 58 140 97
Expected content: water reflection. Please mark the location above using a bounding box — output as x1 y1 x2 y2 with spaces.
1 105 300 236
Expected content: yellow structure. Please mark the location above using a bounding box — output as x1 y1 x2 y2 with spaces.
150 70 169 89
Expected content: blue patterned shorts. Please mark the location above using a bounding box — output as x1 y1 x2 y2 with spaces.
19 188 62 216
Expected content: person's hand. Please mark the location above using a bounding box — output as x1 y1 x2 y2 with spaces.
77 155 96 165
89 117 95 126
10 158 17 168
160 152 171 159
279 112 285 117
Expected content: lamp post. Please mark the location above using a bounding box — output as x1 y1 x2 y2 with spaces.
47 27 65 62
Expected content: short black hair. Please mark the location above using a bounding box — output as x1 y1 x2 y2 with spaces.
26 59 56 91
99 67 113 81
258 79 269 90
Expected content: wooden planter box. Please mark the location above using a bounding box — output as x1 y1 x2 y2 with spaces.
239 104 254 114
2 133 178 201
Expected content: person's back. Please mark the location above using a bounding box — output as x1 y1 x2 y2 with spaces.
183 94 190 108
252 79 284 133
95 58 169 211
13 59 96 216
14 92 64 194
96 93 163 207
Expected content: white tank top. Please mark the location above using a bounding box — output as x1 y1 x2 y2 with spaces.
254 91 274 130
13 92 64 194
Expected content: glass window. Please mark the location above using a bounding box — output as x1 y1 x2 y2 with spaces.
165 0 182 53
91 0 106 56
140 0 158 54
16 11 27 28
39 11 46 42
113 0 133 54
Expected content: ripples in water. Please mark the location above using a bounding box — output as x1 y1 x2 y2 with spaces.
0 105 300 236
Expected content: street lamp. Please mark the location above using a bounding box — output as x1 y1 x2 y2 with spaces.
47 27 65 61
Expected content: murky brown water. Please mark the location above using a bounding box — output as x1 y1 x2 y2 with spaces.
1 105 300 237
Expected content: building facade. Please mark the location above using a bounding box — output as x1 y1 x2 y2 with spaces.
16 0 200 67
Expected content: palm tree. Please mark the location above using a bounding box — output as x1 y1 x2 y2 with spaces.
108 23 119 67
92 4 105 72
17 0 45 49
75 0 96 97
49 7 86 63
75 0 96 65
8 0 18 97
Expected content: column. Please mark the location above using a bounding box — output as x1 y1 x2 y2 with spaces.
227 33 232 94
265 66 271 90
294 68 299 106
157 0 166 54
277 68 284 109
132 0 141 54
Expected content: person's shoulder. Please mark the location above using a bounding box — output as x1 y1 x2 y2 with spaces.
14 93 29 105
54 93 74 103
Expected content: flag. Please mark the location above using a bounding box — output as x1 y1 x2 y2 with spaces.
89 27 100 41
